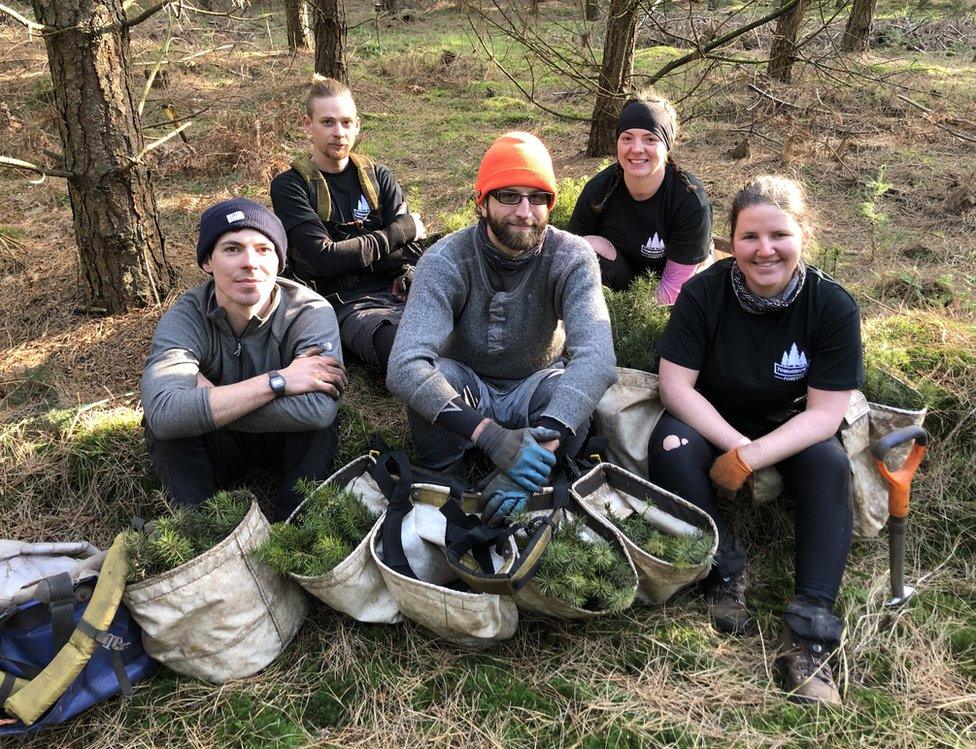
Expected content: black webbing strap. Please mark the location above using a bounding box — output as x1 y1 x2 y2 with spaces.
0 671 16 705
369 449 417 579
35 573 75 658
75 620 132 697
439 499 505 575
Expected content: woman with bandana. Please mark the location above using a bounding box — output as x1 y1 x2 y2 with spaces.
648 176 864 705
568 95 713 304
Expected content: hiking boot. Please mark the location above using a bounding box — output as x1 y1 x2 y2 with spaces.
775 627 842 706
702 571 756 636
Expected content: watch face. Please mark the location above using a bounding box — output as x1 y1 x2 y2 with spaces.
270 373 286 396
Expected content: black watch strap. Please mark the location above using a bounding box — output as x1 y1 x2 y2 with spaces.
268 371 286 397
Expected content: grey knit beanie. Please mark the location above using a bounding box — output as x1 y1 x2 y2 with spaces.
196 198 287 271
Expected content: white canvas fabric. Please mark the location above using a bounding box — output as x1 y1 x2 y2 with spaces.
0 541 103 607
592 367 666 475
571 463 717 604
286 456 401 624
122 501 307 683
371 484 519 649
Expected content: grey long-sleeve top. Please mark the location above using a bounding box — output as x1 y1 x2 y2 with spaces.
386 224 617 432
141 278 342 440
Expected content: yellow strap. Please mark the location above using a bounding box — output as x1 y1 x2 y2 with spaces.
348 152 381 212
292 153 382 223
4 534 128 726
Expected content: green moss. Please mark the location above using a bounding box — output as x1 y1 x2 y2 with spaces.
217 694 305 749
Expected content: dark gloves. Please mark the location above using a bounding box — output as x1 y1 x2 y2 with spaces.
480 472 528 528
474 423 558 493
391 265 415 301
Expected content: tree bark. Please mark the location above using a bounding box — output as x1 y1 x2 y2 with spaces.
586 0 639 156
29 0 171 313
584 0 600 21
841 0 877 52
285 0 308 50
310 0 347 82
767 0 809 83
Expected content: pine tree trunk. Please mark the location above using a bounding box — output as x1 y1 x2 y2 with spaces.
285 0 308 51
311 0 347 82
767 0 809 83
584 0 600 21
586 0 639 157
30 0 171 313
841 0 877 52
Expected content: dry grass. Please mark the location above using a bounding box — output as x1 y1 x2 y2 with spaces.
1 3 975 746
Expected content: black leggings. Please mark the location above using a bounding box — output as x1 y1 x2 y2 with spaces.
647 412 853 606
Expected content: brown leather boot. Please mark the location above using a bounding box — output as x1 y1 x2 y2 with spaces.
702 571 756 636
775 627 842 706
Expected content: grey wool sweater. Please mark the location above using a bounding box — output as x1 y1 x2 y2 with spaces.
386 224 617 432
141 278 342 440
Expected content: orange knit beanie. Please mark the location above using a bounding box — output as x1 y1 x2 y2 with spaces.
475 132 557 208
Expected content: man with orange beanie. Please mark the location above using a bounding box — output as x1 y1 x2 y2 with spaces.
387 132 617 526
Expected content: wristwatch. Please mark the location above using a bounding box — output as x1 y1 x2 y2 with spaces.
268 371 286 398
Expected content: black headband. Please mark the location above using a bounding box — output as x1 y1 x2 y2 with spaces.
615 100 676 151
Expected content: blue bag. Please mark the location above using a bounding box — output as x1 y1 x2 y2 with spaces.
0 573 157 735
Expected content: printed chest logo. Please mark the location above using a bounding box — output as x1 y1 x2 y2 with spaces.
774 343 810 381
640 232 666 258
353 195 370 221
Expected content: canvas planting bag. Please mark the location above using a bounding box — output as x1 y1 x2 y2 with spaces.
592 367 666 476
571 463 717 604
284 455 401 624
749 391 926 538
369 452 519 649
122 501 307 683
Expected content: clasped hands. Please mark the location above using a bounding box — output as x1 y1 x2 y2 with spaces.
475 423 559 527
709 443 754 500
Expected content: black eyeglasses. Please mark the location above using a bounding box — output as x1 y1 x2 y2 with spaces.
490 189 553 206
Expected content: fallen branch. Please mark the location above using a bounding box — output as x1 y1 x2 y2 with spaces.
0 155 73 179
897 94 976 144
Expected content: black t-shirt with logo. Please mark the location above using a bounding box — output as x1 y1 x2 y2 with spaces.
567 163 712 276
657 258 864 437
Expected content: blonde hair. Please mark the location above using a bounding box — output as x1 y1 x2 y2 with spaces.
728 175 813 240
305 74 353 116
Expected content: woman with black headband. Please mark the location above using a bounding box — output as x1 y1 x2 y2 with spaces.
567 95 713 303
649 176 863 705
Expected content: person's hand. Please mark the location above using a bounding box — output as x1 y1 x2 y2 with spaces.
279 354 348 399
709 447 753 500
391 266 415 301
410 213 427 241
474 423 559 492
480 472 529 527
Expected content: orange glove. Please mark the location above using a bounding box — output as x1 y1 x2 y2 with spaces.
709 447 753 499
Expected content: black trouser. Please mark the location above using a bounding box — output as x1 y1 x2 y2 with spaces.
647 412 853 607
598 252 643 291
144 420 339 521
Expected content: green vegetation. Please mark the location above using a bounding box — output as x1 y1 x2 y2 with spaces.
604 275 671 372
256 480 379 577
605 504 714 569
123 490 251 581
528 516 636 613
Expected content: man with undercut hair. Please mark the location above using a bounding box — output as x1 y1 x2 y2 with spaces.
387 132 617 527
271 75 426 373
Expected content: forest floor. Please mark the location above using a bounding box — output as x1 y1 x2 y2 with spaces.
1 1 975 746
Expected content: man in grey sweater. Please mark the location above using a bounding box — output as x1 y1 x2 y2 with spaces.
387 132 617 526
141 198 347 520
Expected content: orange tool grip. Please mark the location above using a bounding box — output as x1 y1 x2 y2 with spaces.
874 442 926 518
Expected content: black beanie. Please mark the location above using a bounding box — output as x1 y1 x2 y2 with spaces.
615 100 676 152
196 198 287 271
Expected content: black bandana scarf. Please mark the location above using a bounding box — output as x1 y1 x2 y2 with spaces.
730 260 807 314
476 219 544 275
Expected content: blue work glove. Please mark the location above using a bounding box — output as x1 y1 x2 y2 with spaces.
481 472 529 528
474 423 559 493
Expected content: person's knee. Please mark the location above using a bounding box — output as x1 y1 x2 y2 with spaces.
584 234 617 260
648 414 713 471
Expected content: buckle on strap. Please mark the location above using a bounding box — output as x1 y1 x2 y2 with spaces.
76 619 129 651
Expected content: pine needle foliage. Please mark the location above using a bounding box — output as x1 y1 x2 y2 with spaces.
124 490 252 582
604 504 713 569
530 517 635 613
603 275 672 372
255 481 379 578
